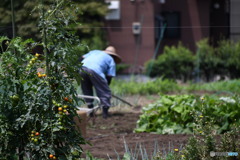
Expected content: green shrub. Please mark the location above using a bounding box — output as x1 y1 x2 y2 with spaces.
146 39 240 82
217 40 240 79
146 43 195 82
195 39 218 81
196 39 240 81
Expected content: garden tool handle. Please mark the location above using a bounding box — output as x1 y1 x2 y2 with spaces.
111 94 133 107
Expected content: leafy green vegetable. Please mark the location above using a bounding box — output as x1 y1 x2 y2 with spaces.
135 94 240 134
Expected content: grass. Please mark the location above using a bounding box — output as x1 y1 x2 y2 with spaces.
184 79 240 94
110 78 240 96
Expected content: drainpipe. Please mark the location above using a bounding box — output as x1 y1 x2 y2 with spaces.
187 0 202 82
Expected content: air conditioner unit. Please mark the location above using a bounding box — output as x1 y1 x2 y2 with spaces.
105 1 120 20
159 0 165 4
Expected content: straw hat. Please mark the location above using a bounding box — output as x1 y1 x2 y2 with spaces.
104 46 122 64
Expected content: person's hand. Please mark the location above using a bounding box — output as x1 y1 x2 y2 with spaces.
106 76 112 85
79 56 84 62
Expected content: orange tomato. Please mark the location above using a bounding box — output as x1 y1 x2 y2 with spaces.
37 72 42 78
49 154 54 159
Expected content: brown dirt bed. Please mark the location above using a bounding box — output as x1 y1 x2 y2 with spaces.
81 108 190 159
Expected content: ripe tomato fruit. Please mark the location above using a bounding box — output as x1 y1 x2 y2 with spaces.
35 132 40 136
63 97 69 101
37 73 42 78
58 107 63 111
49 154 54 158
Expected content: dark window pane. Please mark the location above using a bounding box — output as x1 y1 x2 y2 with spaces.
161 12 181 38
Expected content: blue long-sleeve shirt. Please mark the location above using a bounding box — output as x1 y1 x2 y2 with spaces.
82 50 116 80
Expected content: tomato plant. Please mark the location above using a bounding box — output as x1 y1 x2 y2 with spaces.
0 0 85 159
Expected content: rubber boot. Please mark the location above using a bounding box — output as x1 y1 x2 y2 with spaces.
102 107 109 119
88 104 94 117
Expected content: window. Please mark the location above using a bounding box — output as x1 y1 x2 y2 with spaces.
161 12 181 38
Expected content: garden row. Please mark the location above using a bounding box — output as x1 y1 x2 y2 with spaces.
135 94 240 134
79 94 240 160
133 94 240 159
110 78 240 95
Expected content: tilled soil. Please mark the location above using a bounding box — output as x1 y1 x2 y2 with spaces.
81 108 190 159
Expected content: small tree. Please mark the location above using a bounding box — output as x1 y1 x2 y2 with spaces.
0 0 86 159
0 0 108 52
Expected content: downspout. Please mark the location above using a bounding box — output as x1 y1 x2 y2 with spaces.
147 23 166 76
187 0 202 82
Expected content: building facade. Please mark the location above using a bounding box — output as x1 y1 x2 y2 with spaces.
105 0 240 73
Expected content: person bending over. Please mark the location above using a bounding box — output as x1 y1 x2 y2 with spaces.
79 46 121 119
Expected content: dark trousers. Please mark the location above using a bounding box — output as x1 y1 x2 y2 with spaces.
79 67 111 108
